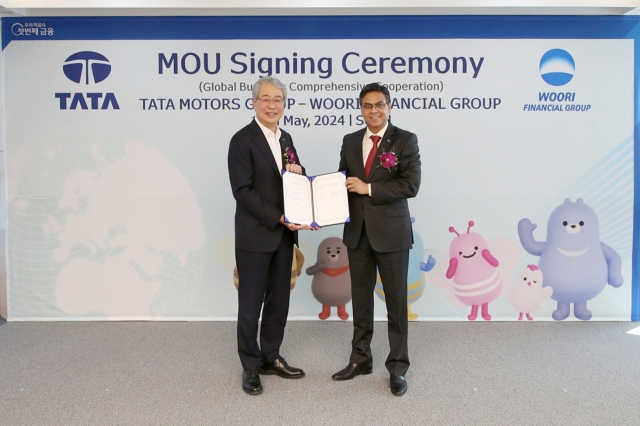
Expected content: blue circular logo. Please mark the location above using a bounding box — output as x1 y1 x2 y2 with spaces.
63 51 111 85
539 49 575 86
11 23 25 36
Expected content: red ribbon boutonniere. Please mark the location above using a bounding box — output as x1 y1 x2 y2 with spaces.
283 147 297 165
376 148 400 172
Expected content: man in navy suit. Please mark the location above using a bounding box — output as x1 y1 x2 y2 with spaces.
228 77 310 395
332 83 421 396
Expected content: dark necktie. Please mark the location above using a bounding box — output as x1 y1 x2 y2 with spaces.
364 135 381 179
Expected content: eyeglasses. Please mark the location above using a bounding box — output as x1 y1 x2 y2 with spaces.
256 97 285 106
362 102 388 110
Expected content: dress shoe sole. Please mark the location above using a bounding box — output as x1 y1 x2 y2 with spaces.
332 369 373 381
242 387 263 396
391 386 407 396
259 369 305 379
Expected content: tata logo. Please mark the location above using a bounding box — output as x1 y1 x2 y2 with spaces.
57 51 119 110
63 51 112 84
539 49 575 86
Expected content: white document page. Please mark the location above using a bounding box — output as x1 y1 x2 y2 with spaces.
311 172 350 226
282 171 313 225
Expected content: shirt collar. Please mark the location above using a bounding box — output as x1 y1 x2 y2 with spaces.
254 118 281 141
365 122 389 141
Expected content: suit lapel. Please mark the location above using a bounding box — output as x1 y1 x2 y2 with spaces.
351 128 367 180
279 132 289 164
249 120 281 175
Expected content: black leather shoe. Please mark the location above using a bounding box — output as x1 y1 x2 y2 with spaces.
259 358 305 379
390 374 407 396
242 370 263 395
332 363 373 381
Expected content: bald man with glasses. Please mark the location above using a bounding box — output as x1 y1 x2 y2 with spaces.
333 82 421 396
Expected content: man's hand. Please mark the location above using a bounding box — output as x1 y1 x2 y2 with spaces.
285 163 303 174
346 177 369 195
280 215 313 231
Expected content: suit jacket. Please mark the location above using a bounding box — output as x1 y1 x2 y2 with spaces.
228 120 304 253
339 123 421 253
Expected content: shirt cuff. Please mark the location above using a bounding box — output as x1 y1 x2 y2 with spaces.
368 183 372 197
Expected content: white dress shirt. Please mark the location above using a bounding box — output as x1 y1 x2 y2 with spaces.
255 118 283 174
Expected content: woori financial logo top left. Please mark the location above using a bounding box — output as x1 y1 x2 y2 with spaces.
10 22 53 37
56 51 120 110
63 51 112 85
11 23 24 36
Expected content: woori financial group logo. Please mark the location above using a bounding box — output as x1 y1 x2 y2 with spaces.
539 49 575 86
63 51 111 85
524 48 590 113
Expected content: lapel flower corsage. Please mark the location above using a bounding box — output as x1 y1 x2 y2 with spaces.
376 148 400 172
283 147 297 165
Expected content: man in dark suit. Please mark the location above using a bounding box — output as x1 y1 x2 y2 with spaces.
228 77 310 396
332 83 421 396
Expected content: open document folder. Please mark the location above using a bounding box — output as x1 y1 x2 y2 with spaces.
282 170 350 227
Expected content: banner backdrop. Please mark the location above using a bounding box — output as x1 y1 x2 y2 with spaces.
1 16 638 321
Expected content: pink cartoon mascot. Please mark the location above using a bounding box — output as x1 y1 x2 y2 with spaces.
446 221 502 321
507 264 553 321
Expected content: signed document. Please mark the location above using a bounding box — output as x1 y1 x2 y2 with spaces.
282 171 350 227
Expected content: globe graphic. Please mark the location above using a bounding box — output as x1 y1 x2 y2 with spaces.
7 128 209 319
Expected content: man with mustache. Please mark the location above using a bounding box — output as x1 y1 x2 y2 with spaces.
333 82 421 396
